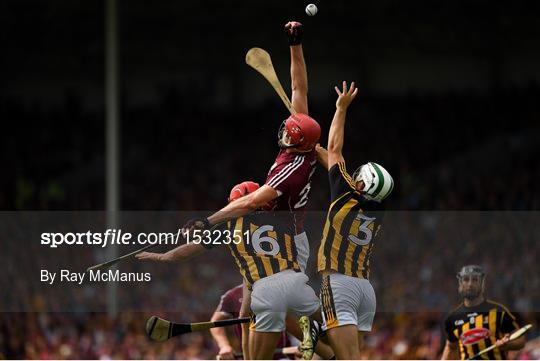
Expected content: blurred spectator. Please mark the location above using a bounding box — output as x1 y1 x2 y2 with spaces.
1 86 539 359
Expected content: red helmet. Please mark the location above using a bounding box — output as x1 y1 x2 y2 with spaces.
278 113 321 152
228 181 260 203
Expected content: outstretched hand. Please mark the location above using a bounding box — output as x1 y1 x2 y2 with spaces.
182 217 210 234
315 143 327 159
284 21 303 45
315 143 329 169
335 81 358 110
495 334 510 349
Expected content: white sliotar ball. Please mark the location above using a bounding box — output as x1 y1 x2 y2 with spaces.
305 4 318 16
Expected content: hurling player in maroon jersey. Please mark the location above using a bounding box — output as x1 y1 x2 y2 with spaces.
210 284 294 360
180 21 323 359
184 21 320 274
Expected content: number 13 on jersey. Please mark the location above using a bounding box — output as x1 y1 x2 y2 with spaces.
348 214 378 246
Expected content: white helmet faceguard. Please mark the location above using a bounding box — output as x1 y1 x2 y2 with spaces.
352 162 394 202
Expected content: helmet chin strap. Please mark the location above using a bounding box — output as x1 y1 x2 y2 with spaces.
278 141 314 153
278 139 299 149
278 132 305 150
294 148 314 153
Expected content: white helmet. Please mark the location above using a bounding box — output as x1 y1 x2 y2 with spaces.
352 162 394 202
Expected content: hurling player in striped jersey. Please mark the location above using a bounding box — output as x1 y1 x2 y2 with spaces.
442 265 525 360
315 81 394 359
138 181 335 360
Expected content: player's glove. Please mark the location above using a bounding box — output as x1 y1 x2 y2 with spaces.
284 21 303 46
182 217 210 231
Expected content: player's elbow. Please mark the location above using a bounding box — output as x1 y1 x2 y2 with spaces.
292 80 308 91
327 143 342 156
292 85 308 99
327 144 339 153
240 194 261 211
179 243 205 259
327 136 342 152
240 185 276 210
210 312 223 322
238 308 250 318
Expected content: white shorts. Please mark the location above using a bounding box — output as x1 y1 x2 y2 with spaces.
250 269 319 332
320 273 376 332
294 231 309 272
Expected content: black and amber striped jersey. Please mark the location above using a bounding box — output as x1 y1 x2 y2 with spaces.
204 212 301 285
443 299 522 360
317 162 384 279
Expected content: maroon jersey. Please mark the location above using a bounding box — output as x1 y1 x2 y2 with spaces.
215 284 244 339
264 149 317 233
215 285 291 354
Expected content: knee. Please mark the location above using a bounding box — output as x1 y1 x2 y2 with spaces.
336 347 361 360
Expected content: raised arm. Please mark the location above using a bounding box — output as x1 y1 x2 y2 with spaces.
327 81 358 169
285 21 308 115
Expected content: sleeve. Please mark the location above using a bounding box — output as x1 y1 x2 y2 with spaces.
266 156 306 195
443 315 458 343
215 293 234 315
500 308 522 334
329 162 357 202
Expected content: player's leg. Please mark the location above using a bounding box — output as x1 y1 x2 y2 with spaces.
286 272 322 359
285 314 335 359
320 273 374 360
239 282 252 360
249 273 289 359
354 281 376 356
358 331 365 354
250 330 283 359
326 325 360 359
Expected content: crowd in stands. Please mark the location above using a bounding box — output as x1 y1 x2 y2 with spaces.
1 85 539 359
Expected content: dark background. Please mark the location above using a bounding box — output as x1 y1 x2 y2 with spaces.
1 0 539 359
2 0 539 211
